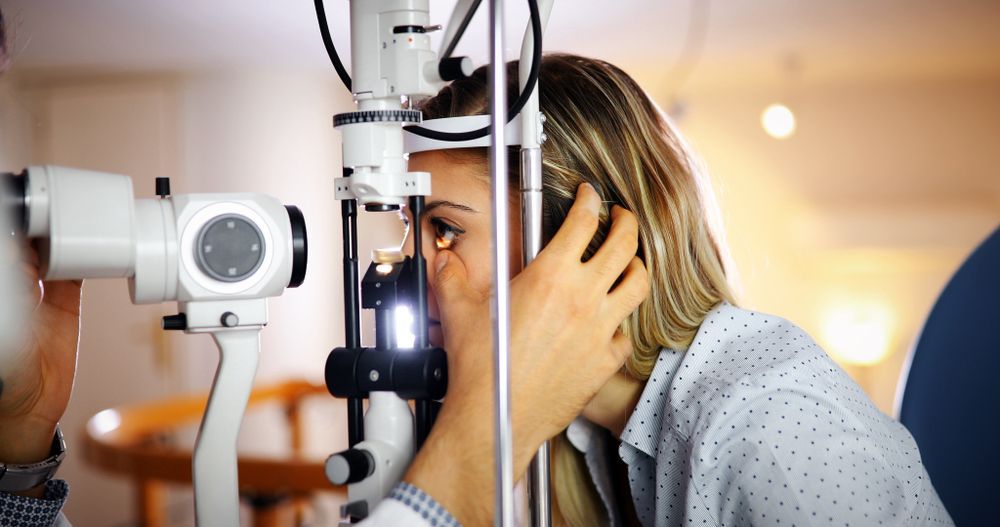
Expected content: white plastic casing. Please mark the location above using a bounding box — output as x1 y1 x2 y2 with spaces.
26 166 136 280
337 0 445 206
349 392 416 509
170 194 293 303
350 0 442 101
129 198 179 304
128 193 294 332
22 166 294 314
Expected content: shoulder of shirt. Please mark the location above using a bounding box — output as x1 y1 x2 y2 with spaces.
662 302 866 438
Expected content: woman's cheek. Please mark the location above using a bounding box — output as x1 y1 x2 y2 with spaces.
428 323 444 348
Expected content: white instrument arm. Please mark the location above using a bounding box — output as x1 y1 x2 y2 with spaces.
193 326 262 525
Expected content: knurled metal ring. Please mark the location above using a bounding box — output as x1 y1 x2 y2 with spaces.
333 110 423 127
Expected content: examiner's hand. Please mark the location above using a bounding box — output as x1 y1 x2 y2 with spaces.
0 239 81 492
405 183 649 524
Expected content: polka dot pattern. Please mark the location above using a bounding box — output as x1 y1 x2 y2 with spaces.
615 303 953 526
388 481 461 527
0 480 69 527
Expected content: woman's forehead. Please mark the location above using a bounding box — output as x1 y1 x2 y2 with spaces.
410 151 490 202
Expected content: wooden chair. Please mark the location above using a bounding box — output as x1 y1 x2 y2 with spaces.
81 380 345 527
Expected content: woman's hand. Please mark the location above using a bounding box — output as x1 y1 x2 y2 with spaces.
0 239 82 496
405 183 649 524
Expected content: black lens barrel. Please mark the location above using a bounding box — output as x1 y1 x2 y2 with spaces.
1 170 27 233
285 205 308 288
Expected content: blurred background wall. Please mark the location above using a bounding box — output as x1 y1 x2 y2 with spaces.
0 0 997 525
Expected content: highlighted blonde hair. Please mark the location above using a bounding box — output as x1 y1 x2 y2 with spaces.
419 53 735 526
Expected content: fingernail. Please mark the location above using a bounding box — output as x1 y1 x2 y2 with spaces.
579 183 600 215
436 251 449 273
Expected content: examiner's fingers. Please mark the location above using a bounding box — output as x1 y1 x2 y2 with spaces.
20 262 42 309
588 205 639 290
604 256 649 323
21 241 40 268
41 280 83 315
542 183 601 262
608 330 633 365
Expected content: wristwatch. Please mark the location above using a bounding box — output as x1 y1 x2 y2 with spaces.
0 425 66 492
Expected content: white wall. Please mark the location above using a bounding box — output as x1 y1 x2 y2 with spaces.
666 73 1000 411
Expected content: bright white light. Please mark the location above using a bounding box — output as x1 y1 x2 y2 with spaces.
761 103 796 139
88 408 122 435
822 304 894 366
395 305 416 349
375 263 393 275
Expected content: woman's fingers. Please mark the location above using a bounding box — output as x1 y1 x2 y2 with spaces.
543 183 601 262
588 205 639 291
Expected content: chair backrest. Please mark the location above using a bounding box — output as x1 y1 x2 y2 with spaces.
898 225 1000 526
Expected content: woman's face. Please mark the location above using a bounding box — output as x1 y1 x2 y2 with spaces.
403 150 523 347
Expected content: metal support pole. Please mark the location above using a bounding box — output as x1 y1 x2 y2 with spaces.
409 195 435 449
342 197 364 448
519 1 554 523
522 148 550 527
488 0 514 525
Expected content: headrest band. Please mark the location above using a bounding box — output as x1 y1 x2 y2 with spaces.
403 114 524 154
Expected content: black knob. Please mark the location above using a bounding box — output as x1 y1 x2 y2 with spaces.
325 448 375 485
162 313 187 331
155 177 171 198
220 312 239 328
439 56 473 81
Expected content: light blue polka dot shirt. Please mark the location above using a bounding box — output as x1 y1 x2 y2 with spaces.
568 302 953 526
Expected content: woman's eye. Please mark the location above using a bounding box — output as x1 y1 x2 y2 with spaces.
429 217 464 250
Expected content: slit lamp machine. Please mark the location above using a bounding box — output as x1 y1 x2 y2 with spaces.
0 0 554 525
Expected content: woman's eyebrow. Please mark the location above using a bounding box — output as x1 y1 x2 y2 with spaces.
424 200 478 215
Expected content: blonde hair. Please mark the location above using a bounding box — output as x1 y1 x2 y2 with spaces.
419 54 735 527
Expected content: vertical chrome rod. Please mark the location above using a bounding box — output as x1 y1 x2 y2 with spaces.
519 1 554 523
488 0 514 525
522 148 549 527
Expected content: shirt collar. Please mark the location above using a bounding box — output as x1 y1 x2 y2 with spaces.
619 302 732 459
619 347 685 459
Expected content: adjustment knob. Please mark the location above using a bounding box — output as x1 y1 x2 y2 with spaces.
155 177 171 198
325 448 375 485
162 313 187 331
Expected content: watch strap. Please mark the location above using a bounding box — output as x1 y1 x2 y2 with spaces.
0 425 66 493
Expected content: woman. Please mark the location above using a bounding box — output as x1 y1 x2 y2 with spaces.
394 54 952 526
1 52 951 527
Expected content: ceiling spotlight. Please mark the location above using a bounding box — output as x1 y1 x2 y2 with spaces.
761 103 796 139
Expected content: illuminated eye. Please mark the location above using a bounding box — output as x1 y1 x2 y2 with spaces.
435 230 456 250
430 218 463 250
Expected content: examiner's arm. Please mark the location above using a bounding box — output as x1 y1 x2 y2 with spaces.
395 185 648 525
0 242 81 524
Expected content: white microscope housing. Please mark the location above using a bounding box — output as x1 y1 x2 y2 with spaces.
5 164 308 525
16 165 306 329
